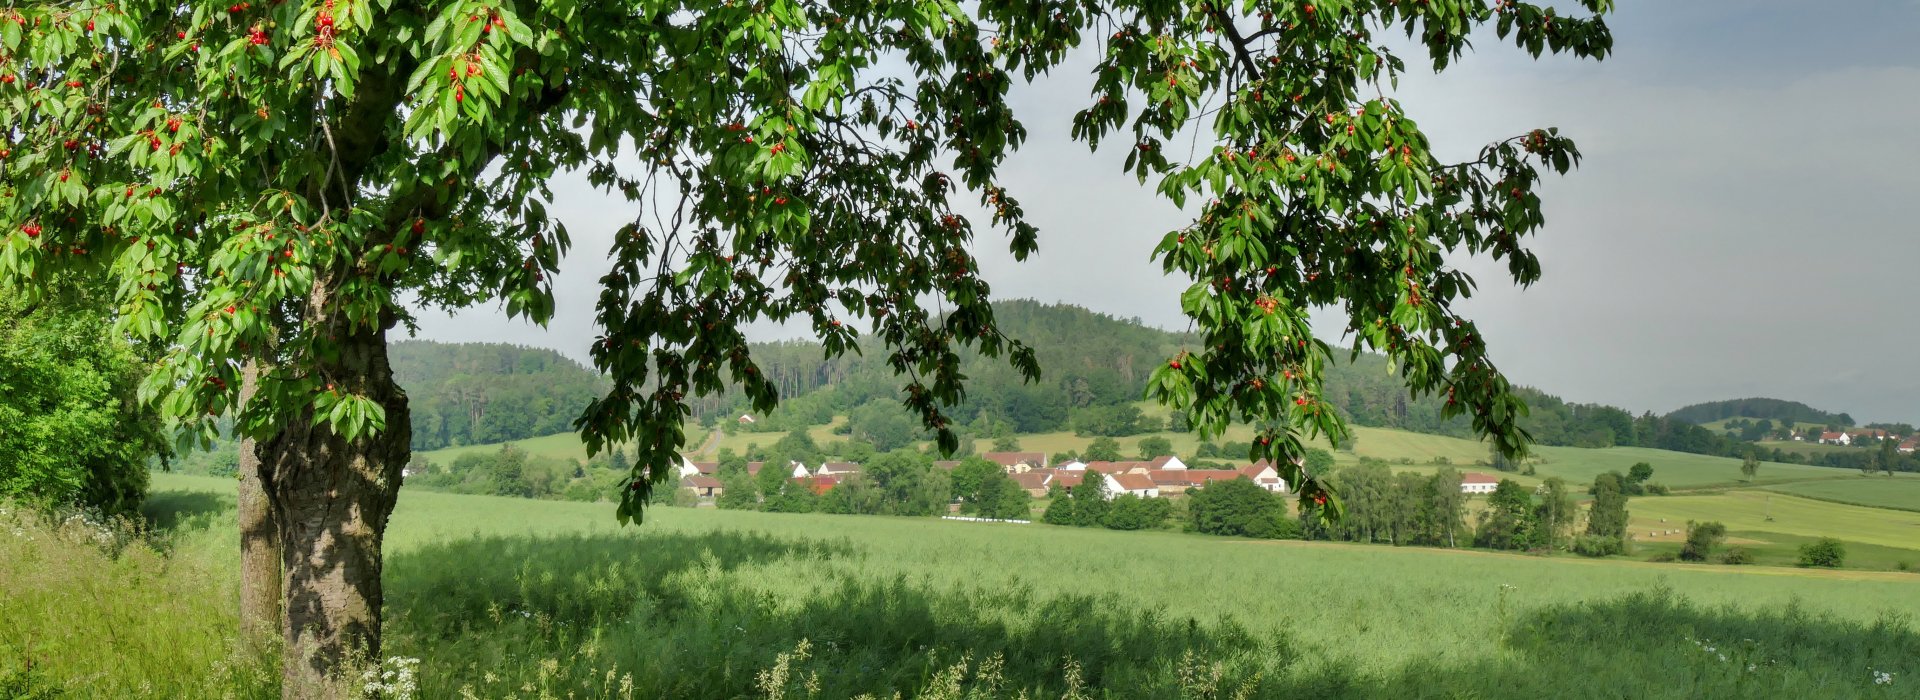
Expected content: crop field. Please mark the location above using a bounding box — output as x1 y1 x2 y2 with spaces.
5 472 1915 699
1762 478 1920 513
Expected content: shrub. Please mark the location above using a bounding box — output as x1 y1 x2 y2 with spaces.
1571 535 1624 558
1645 551 1678 563
1679 521 1726 562
1720 547 1754 565
1798 538 1846 568
1644 483 1671 496
1188 478 1289 538
1897 560 1912 572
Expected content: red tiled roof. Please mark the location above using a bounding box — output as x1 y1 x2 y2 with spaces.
793 475 839 495
983 451 1046 467
691 461 720 474
1238 464 1279 480
1111 473 1157 491
1821 432 1846 440
1082 461 1152 474
1010 472 1051 490
1053 472 1085 489
681 475 723 488
1149 455 1179 468
746 461 766 475
1461 472 1501 484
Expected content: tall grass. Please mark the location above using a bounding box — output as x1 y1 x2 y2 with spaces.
4 475 1916 698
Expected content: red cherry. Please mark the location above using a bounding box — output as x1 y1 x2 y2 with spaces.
1169 360 1182 369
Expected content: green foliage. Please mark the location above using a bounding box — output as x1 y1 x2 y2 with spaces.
1681 521 1727 562
1476 479 1535 551
1740 454 1759 482
1585 472 1630 550
715 471 759 511
948 457 1003 506
1189 478 1290 539
1627 462 1654 485
967 473 1032 521
392 341 606 451
1100 493 1171 531
1798 538 1846 568
1041 484 1075 526
1571 534 1624 558
1067 476 1111 527
1135 436 1174 460
1309 463 1464 547
1071 403 1146 437
1719 547 1753 566
0 295 166 516
1083 437 1123 462
989 435 1021 452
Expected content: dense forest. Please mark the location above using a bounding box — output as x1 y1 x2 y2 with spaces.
1665 398 1854 427
390 341 608 451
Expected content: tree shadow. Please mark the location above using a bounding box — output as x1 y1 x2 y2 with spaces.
140 489 234 531
383 531 1920 699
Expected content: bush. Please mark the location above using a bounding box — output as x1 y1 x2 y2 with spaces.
1645 552 1678 563
1720 547 1754 565
1644 483 1671 496
1679 521 1726 562
1189 478 1290 539
1798 538 1846 568
1571 534 1624 558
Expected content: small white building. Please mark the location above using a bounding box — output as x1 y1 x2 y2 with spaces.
1238 463 1289 493
1147 455 1188 471
1460 472 1500 495
1053 460 1088 472
1109 472 1160 498
1819 431 1851 446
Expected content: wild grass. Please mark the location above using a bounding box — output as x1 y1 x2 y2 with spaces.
7 473 1916 698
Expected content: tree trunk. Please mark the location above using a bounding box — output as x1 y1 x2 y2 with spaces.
238 363 283 655
262 326 410 700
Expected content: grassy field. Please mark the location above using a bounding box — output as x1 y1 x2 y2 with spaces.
1627 490 1920 551
1762 478 1920 513
5 472 1917 698
1755 439 1865 458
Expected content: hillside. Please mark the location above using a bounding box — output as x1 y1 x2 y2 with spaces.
1667 398 1854 427
390 341 608 451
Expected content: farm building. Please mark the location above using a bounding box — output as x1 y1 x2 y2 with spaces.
983 452 1047 472
1147 455 1188 471
1460 473 1500 495
681 475 723 498
1819 431 1851 446
1010 471 1054 497
1238 463 1288 493
814 462 863 476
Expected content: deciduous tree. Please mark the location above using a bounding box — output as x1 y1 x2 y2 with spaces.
0 0 1609 694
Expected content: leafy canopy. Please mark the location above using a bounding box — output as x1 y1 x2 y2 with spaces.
0 0 1611 523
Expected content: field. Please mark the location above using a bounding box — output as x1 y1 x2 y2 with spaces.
1755 439 1864 458
1763 478 1920 513
4 472 1917 698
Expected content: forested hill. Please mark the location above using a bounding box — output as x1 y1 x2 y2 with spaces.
1666 398 1854 427
391 341 607 451
687 300 1775 463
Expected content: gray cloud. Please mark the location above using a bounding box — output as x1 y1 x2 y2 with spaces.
410 1 1920 423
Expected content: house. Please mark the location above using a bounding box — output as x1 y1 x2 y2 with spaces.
814 461 863 476
1460 472 1500 495
1819 431 1851 446
1010 471 1053 498
793 474 839 495
983 451 1047 473
689 461 720 475
737 415 757 424
1053 460 1088 472
1109 472 1159 498
1850 429 1898 443
1052 471 1085 490
681 475 724 498
1147 455 1188 471
677 457 705 478
1900 438 1918 454
1238 463 1288 493
748 461 812 479
1081 461 1154 475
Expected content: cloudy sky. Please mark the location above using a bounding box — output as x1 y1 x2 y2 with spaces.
413 1 1920 424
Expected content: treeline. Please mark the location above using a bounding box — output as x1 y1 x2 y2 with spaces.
1666 398 1853 427
1299 460 1654 558
390 341 608 451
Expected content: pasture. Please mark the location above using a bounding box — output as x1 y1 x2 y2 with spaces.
1763 478 1920 513
4 472 1916 699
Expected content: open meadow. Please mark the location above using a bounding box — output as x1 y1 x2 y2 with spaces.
4 472 1916 699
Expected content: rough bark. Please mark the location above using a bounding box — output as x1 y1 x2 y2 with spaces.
261 320 410 699
238 362 283 656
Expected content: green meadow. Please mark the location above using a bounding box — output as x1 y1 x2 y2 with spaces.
4 472 1916 699
1764 478 1920 513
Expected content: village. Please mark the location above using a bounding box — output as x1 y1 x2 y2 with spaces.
675 450 1509 503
